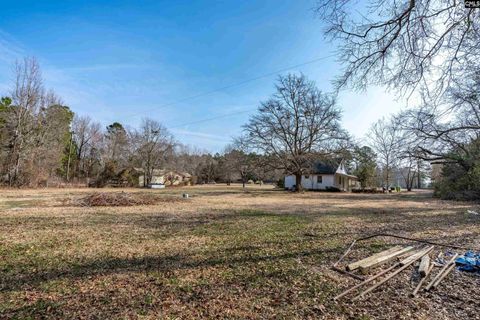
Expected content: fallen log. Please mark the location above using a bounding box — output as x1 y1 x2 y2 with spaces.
352 246 434 301
347 246 414 272
425 253 458 291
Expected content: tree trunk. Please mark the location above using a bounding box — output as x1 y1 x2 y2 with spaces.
295 173 303 192
416 161 421 189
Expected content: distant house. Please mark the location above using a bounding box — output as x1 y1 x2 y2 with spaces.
135 168 192 187
284 159 358 191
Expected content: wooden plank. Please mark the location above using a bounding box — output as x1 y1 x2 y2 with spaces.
411 263 435 297
346 246 403 271
418 255 430 277
425 253 458 291
334 263 398 300
358 246 415 273
400 247 432 266
431 263 455 289
347 246 411 271
353 246 434 301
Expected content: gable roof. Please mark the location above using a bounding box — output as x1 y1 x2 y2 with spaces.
311 159 343 174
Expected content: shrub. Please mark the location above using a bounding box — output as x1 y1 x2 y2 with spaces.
276 178 285 189
325 186 341 192
434 162 480 201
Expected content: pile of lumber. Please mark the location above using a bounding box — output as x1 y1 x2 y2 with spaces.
334 245 458 301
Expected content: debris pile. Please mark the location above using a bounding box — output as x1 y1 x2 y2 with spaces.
75 192 180 207
331 234 478 302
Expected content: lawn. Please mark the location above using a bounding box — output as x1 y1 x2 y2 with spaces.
0 185 479 319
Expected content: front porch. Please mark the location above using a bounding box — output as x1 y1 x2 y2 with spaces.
334 173 358 191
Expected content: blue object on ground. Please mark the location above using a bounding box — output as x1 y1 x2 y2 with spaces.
455 251 480 272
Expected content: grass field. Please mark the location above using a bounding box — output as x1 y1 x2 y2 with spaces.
0 185 479 319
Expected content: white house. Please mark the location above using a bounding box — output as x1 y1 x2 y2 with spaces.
284 160 358 191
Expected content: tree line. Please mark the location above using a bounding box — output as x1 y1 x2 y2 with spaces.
0 58 282 187
2 1 479 202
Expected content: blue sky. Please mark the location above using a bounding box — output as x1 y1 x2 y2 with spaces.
0 0 408 151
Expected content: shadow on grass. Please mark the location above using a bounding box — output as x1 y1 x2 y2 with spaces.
0 244 341 293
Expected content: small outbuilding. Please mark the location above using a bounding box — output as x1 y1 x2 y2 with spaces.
135 168 192 187
284 159 358 191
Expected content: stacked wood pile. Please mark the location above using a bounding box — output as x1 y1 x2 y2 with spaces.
334 245 459 301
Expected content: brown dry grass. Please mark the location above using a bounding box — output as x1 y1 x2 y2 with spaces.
0 184 479 319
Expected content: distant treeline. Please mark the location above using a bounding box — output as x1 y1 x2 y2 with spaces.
1 58 478 200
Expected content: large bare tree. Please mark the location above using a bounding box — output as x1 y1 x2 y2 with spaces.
3 58 44 185
1 57 73 186
399 73 480 166
243 74 347 191
131 118 174 186
315 0 480 99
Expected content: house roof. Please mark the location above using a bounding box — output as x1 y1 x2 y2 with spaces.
311 159 342 174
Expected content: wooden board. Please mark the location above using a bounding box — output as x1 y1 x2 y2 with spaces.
353 246 434 301
432 263 455 289
347 246 412 271
425 253 458 291
418 255 430 277
400 247 433 266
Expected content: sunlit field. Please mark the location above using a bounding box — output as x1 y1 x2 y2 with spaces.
1 185 479 319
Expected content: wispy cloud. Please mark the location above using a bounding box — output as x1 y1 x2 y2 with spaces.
0 29 24 63
171 128 232 142
60 63 151 73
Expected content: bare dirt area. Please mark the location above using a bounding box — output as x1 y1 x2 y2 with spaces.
0 185 479 319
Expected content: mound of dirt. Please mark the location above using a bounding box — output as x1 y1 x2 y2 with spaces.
75 192 179 207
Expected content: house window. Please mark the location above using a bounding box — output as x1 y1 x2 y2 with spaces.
338 176 341 184
304 175 309 179
318 175 322 183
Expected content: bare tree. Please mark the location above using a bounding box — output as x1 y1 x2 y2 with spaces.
131 118 174 186
72 115 102 179
399 73 480 167
3 58 44 185
368 118 402 188
315 0 480 99
243 74 347 191
223 138 257 188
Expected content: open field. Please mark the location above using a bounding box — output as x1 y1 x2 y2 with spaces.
1 185 479 319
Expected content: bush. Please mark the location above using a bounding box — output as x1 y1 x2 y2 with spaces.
352 188 383 193
94 161 117 187
434 162 480 201
190 176 198 185
276 178 285 189
325 186 341 192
